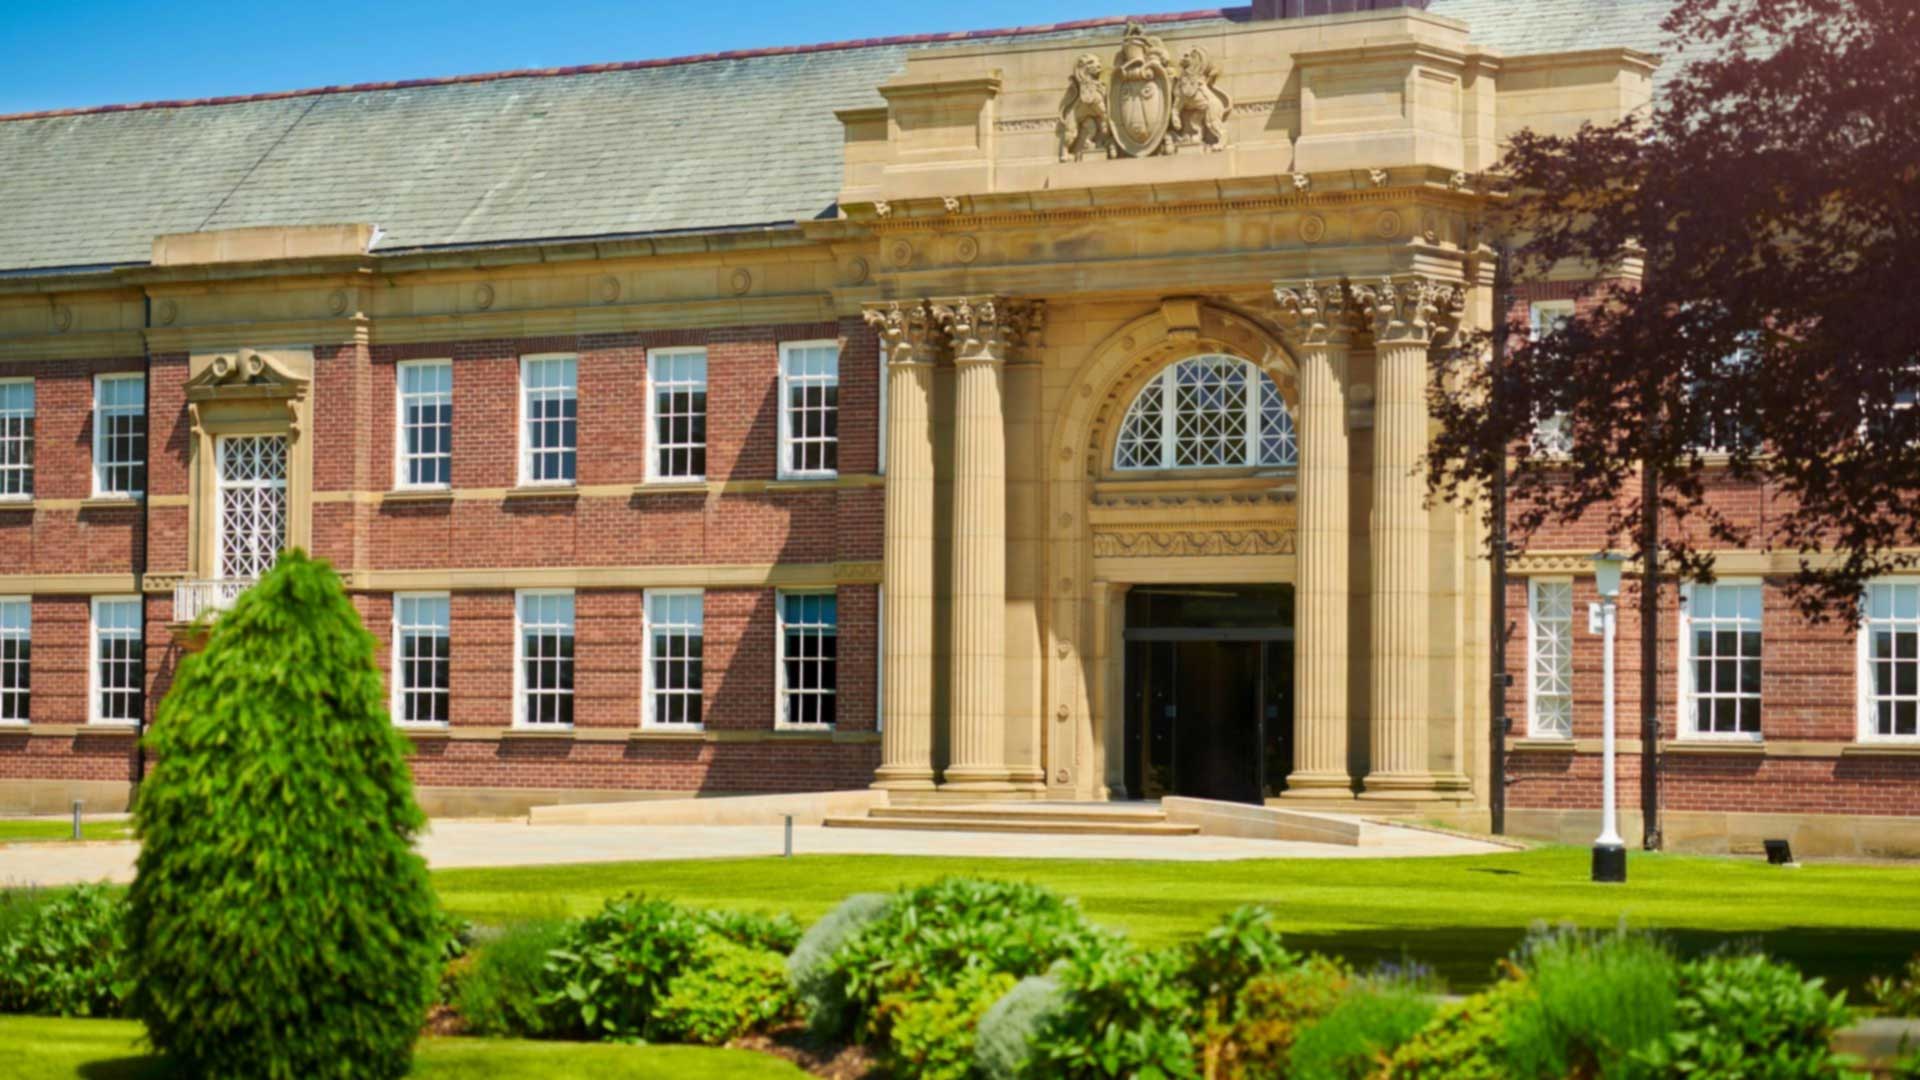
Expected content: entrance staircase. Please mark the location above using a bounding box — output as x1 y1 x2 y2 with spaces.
822 802 1201 837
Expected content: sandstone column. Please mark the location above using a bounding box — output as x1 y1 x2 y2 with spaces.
864 301 938 791
937 297 1043 793
1275 282 1359 797
1357 277 1463 800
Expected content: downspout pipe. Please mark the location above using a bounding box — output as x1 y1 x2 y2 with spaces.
1488 245 1513 835
132 293 152 802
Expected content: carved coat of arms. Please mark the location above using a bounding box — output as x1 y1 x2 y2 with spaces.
1109 21 1173 157
1057 21 1231 161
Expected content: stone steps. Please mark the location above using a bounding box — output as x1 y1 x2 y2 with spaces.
823 803 1202 836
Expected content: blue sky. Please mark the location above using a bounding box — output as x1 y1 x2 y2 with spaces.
0 0 1154 114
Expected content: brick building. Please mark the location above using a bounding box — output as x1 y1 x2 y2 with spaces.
0 0 1912 853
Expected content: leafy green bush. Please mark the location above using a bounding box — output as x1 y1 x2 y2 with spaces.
1502 927 1677 1079
0 884 128 1017
826 878 1097 1043
789 891 890 1037
539 892 707 1040
699 907 803 954
975 975 1064 1080
1384 975 1535 1080
125 551 442 1080
1025 931 1200 1079
1634 952 1856 1079
1870 954 1920 1018
1181 905 1296 1021
651 936 796 1046
884 966 1018 1080
1213 954 1352 1079
1287 971 1438 1080
453 920 570 1037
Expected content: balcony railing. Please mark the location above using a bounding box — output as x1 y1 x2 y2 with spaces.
172 579 256 624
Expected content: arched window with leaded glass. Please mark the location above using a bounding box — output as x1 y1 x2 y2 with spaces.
1113 354 1297 471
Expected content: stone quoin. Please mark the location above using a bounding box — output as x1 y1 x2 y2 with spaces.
0 0 1912 854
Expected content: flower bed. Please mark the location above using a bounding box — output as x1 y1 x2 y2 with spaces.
5 877 1919 1078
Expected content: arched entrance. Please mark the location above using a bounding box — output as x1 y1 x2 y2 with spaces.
1043 299 1302 802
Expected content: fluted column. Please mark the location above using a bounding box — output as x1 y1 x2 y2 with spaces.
937 297 1043 793
864 301 939 791
1275 282 1361 797
1357 277 1464 800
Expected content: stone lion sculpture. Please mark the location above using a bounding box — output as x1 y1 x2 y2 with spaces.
1058 54 1113 162
1171 47 1233 152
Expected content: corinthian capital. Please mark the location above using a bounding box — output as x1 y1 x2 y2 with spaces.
1271 280 1361 349
862 300 940 366
931 296 1045 364
1354 276 1466 345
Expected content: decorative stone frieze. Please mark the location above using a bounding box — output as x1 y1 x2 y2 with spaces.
1091 529 1297 558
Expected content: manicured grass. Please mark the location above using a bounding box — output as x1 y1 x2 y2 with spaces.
431 846 1920 993
0 819 132 844
0 1016 807 1079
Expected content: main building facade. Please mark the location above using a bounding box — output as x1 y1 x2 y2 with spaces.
1 0 1913 854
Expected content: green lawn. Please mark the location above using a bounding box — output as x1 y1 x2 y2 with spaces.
432 846 1920 994
0 819 132 844
0 1016 806 1079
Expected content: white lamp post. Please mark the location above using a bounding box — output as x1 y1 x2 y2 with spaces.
1589 551 1628 883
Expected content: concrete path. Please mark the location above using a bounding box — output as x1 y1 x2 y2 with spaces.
0 818 1511 887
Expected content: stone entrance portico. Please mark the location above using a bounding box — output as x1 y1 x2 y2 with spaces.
834 4 1651 808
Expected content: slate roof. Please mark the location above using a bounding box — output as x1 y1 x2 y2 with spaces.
0 2 1673 275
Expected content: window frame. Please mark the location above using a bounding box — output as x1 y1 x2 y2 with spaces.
517 353 579 488
1677 579 1765 742
394 359 454 491
1859 578 1920 744
0 596 27 726
1111 354 1298 472
214 433 289 581
644 347 709 484
513 589 575 729
1526 301 1577 457
391 592 452 728
1525 577 1575 740
641 588 705 730
91 373 146 498
775 589 839 730
776 340 841 481
88 595 143 727
0 378 33 502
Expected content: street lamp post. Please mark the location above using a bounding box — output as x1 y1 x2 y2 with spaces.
1590 552 1628 883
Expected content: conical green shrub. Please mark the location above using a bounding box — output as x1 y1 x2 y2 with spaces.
126 551 441 1079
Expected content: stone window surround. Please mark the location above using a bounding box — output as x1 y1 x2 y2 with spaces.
183 348 314 585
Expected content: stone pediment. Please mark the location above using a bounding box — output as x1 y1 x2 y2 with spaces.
185 347 312 403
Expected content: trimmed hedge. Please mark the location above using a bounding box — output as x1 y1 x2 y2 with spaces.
125 552 442 1080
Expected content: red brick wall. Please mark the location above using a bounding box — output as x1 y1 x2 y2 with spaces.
0 356 148 577
5 318 886 800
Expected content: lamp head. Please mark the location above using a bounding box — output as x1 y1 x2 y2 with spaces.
1591 551 1626 598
